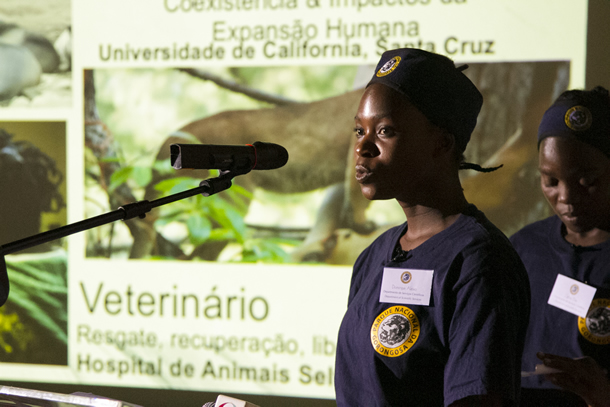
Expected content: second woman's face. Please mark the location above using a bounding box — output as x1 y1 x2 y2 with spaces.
353 83 443 202
539 136 610 234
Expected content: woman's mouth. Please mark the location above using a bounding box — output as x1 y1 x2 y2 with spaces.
562 212 580 223
560 208 588 225
355 165 372 183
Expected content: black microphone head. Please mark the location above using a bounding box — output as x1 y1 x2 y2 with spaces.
252 141 289 170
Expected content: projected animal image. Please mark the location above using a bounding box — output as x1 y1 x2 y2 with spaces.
0 123 68 366
85 61 568 265
0 0 71 106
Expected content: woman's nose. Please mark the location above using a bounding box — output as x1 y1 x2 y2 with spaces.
557 182 581 205
355 133 379 157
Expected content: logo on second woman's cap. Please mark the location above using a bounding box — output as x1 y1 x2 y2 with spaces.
564 105 593 132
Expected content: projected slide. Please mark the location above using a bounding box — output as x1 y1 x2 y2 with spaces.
0 0 594 402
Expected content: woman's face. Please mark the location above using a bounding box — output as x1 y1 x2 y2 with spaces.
539 136 610 234
353 83 443 202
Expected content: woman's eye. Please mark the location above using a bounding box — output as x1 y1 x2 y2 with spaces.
542 177 558 188
354 127 364 137
379 127 393 136
580 174 598 187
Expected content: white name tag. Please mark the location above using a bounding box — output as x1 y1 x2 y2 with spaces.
547 274 596 318
379 267 434 306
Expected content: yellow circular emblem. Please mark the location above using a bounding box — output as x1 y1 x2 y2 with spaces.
578 298 610 345
401 271 412 284
370 305 420 357
376 56 401 77
564 105 592 132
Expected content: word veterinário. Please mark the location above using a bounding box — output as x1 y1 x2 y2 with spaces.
79 282 269 321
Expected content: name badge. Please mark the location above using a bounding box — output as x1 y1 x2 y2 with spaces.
379 267 434 306
547 274 596 318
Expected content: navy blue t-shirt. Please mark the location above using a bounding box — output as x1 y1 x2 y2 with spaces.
511 216 610 403
335 205 530 406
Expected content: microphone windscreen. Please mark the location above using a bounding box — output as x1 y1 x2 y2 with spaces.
252 141 289 170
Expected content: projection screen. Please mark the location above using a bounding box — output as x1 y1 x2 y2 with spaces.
0 0 607 405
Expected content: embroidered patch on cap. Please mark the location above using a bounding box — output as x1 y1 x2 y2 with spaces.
578 298 610 345
376 56 401 77
370 305 420 357
564 105 593 131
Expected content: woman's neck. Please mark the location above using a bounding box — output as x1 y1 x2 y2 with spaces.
563 224 610 247
399 191 469 251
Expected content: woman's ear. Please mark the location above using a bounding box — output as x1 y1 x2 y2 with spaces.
434 128 456 157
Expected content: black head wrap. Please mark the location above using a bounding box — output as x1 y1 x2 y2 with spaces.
367 48 500 172
537 86 610 157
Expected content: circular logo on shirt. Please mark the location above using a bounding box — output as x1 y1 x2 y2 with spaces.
376 56 401 77
401 271 412 284
564 105 592 132
578 298 610 345
370 306 420 357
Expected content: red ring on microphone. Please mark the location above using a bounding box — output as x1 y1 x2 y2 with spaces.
246 144 256 169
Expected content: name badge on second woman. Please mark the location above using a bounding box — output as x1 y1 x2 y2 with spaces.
547 274 596 318
380 267 434 306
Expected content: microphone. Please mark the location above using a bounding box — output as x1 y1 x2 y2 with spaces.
202 394 260 407
171 142 288 172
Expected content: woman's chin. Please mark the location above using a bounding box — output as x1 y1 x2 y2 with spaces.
359 185 391 201
359 186 377 201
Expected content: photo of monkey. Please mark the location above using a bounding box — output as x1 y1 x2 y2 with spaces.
84 61 568 265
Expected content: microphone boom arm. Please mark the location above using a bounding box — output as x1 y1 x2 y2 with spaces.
0 170 240 256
